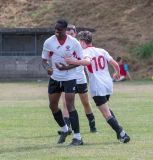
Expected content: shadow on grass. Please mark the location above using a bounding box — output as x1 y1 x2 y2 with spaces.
0 144 52 154
0 140 120 154
0 135 65 154
54 141 120 149
16 134 58 139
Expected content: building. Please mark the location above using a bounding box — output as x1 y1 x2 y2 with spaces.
0 28 95 81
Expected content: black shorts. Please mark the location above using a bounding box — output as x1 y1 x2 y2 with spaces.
76 83 88 94
48 78 76 94
93 95 110 106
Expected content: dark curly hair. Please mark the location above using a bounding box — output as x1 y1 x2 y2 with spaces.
56 18 68 28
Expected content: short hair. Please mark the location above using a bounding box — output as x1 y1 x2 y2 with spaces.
66 24 76 33
56 18 68 28
78 31 92 44
116 57 122 62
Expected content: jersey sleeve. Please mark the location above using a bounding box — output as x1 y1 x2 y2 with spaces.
104 50 113 62
41 40 50 60
83 50 91 60
124 64 129 71
74 40 84 59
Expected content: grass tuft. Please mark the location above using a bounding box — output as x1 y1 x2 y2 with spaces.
129 40 153 59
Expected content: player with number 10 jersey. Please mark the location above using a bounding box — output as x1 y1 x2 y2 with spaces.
65 30 130 144
83 47 113 97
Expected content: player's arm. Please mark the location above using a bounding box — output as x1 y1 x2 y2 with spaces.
65 56 90 66
55 62 79 71
42 40 53 75
109 59 120 81
42 58 53 75
124 64 133 81
126 71 133 81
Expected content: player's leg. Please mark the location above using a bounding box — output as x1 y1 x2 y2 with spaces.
57 92 72 135
109 108 123 139
61 92 71 127
109 109 117 120
106 95 120 124
106 95 123 139
93 96 130 143
116 76 125 82
78 84 97 133
64 79 83 146
99 103 130 143
48 78 71 143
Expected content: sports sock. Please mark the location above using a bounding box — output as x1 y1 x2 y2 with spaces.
53 109 65 127
86 113 96 129
120 131 125 137
106 116 122 134
69 110 80 133
64 117 71 128
61 125 68 133
74 133 81 140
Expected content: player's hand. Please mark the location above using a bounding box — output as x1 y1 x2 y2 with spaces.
113 72 120 81
47 68 53 75
65 57 73 64
55 62 67 70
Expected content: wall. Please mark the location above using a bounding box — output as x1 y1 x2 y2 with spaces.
0 57 50 81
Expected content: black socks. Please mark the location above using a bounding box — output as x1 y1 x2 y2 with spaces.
69 110 80 133
86 113 96 129
53 109 65 127
107 116 122 134
63 117 71 128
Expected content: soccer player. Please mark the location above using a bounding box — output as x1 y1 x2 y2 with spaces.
64 30 130 143
56 24 98 135
41 19 84 146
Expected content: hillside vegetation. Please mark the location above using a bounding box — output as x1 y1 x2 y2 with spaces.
0 0 153 78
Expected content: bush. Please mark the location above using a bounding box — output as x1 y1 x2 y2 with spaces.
130 40 153 59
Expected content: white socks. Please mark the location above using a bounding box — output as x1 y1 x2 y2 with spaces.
74 133 81 140
62 125 68 132
120 131 125 137
62 125 82 140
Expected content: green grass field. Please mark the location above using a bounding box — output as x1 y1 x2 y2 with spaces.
0 79 153 160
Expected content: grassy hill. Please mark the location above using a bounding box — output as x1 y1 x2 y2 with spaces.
0 0 153 78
